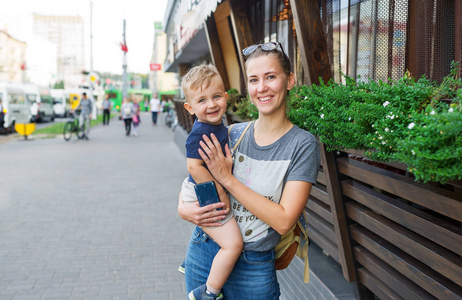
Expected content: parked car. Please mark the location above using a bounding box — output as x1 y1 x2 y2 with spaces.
0 82 30 133
51 89 68 117
23 84 55 122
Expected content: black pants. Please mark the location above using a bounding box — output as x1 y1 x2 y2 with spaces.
124 118 132 135
103 109 110 125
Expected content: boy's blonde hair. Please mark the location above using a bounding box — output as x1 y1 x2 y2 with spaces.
181 64 223 101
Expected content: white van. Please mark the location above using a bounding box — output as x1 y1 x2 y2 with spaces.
0 82 30 133
23 84 55 122
51 89 67 117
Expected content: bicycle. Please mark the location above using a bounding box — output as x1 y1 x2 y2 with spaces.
63 113 85 141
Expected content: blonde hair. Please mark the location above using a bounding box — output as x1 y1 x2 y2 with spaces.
181 64 223 101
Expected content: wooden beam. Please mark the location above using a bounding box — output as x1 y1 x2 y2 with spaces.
289 0 332 85
205 14 230 91
228 0 253 83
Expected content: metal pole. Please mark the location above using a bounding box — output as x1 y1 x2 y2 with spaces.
90 0 96 119
122 19 128 99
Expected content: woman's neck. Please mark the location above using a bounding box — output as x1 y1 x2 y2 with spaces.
253 114 293 146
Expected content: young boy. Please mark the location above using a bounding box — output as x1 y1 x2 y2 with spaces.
181 65 243 300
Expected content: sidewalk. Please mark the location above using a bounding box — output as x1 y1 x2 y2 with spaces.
0 112 194 299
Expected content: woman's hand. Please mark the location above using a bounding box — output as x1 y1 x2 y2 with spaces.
198 133 234 187
178 192 229 227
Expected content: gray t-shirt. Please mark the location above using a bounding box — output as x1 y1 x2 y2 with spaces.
77 98 93 116
230 123 320 251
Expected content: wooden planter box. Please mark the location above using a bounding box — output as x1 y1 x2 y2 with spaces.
308 146 462 299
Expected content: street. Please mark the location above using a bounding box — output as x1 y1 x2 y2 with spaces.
0 112 194 299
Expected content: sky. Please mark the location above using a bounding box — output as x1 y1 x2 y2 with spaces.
0 0 169 74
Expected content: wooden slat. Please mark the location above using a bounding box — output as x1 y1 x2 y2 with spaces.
342 180 462 256
337 157 462 222
307 198 333 224
354 246 437 300
347 202 462 287
205 13 230 91
350 225 462 299
316 170 326 185
307 224 339 262
306 210 336 244
310 185 329 206
357 268 405 300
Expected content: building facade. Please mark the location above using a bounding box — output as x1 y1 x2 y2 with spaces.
0 30 26 83
33 14 85 89
149 21 179 99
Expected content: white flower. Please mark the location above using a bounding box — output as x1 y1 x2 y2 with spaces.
411 150 416 155
449 107 454 112
321 107 324 110
379 136 383 139
372 124 375 127
385 128 389 132
430 110 436 115
382 141 386 145
408 122 415 129
383 101 390 107
320 114 324 119
304 97 308 100
348 117 351 121
390 115 395 119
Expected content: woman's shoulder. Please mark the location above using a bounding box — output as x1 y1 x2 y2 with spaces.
290 125 318 145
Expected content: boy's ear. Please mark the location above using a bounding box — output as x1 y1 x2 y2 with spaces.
184 102 195 115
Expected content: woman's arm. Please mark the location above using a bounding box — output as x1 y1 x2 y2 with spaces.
198 134 313 234
178 192 229 227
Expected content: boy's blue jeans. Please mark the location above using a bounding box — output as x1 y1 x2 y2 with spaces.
185 226 280 300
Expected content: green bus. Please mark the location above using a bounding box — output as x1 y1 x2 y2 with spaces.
105 89 152 111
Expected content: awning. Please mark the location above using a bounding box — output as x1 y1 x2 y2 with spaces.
164 27 210 73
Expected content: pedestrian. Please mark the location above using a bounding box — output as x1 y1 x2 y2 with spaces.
180 65 243 300
132 99 141 136
120 98 135 136
102 94 111 125
74 92 92 140
0 98 4 128
178 42 320 299
150 93 161 126
143 98 149 112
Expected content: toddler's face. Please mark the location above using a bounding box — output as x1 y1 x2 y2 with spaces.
184 78 227 125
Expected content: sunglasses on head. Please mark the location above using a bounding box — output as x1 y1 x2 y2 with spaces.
242 42 286 57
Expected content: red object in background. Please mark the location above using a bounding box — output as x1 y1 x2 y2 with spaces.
20 63 26 70
120 42 128 52
150 63 161 71
106 78 111 85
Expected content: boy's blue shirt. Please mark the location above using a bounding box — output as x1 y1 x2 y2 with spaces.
185 120 228 184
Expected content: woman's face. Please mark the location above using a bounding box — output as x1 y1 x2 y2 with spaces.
246 54 294 117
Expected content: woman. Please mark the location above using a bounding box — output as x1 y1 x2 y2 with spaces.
178 42 320 299
121 98 135 136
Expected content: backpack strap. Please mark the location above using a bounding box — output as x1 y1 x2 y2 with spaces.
296 210 310 283
228 121 253 155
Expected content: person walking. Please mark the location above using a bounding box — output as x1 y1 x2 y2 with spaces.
74 92 92 140
132 99 141 136
150 93 161 126
121 98 135 136
143 99 149 112
178 42 320 299
102 94 111 125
